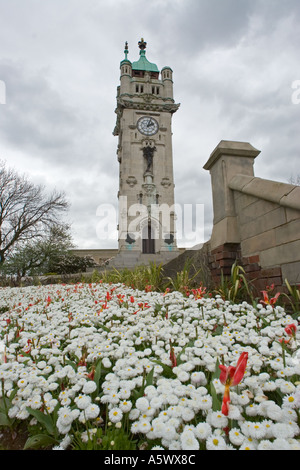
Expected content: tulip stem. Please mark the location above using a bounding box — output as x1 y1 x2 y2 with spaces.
281 342 286 368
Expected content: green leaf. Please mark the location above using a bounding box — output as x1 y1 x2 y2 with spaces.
97 324 110 333
145 366 155 387
212 358 221 380
210 381 222 411
0 411 11 427
94 359 102 395
0 396 11 410
210 358 222 411
26 407 54 435
65 359 78 371
24 434 58 450
151 359 174 379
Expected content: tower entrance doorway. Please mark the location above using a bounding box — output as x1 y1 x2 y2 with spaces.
142 223 155 254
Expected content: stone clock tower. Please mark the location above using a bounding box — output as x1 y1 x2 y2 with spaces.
112 39 180 267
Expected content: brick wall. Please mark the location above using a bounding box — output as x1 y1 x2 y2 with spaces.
208 243 241 286
207 243 284 295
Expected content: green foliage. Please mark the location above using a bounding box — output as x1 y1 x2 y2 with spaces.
165 258 202 294
215 261 253 303
72 425 137 450
210 358 222 411
283 279 300 315
0 382 18 431
1 225 96 278
24 434 58 450
91 263 165 292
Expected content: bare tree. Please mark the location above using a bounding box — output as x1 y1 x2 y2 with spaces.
0 161 69 263
289 175 300 186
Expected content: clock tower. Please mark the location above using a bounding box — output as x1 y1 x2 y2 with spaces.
112 39 180 267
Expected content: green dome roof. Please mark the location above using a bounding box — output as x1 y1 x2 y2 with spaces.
132 49 159 73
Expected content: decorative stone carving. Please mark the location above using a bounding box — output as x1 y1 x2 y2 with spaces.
142 183 156 195
116 96 180 114
161 177 171 188
126 176 137 187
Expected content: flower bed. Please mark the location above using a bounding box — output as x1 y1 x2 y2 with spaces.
0 281 299 450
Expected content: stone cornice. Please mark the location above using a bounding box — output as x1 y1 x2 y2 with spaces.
117 95 180 113
113 96 180 135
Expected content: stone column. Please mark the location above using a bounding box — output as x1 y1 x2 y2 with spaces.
203 140 261 251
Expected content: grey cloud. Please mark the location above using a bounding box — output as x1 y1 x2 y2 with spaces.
0 61 81 154
0 0 299 248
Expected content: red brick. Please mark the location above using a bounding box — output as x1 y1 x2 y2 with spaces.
249 255 260 264
260 267 282 278
247 271 262 280
219 259 235 268
244 263 261 273
264 276 282 287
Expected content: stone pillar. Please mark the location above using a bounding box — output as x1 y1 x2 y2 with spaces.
203 140 260 251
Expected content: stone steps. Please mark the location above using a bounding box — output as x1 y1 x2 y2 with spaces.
92 250 181 271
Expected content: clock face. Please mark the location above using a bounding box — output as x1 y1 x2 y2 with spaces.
137 116 159 136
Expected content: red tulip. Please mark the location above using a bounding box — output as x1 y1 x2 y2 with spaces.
169 340 177 368
260 291 280 306
285 323 297 338
219 352 248 416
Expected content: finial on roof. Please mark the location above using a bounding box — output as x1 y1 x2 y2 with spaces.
124 41 129 60
138 38 147 50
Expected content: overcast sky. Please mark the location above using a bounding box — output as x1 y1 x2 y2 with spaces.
0 0 299 250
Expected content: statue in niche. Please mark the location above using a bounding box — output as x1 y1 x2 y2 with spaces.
143 145 156 173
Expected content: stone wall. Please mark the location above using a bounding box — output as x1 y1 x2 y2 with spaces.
203 140 300 293
71 249 118 266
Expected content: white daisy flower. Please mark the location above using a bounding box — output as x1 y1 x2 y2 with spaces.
206 434 227 450
109 407 123 423
194 422 212 441
85 403 100 420
82 381 97 394
74 394 92 410
135 396 149 412
180 429 199 450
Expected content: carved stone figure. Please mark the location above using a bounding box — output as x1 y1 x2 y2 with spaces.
143 145 156 173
